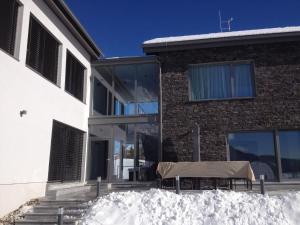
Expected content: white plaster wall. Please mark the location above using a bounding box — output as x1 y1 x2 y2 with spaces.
0 0 93 217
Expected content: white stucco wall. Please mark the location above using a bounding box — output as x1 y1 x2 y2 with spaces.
0 0 93 217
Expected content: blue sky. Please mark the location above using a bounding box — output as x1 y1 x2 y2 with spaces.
65 0 300 57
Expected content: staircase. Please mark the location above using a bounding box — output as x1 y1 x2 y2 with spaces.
15 181 156 224
15 183 96 225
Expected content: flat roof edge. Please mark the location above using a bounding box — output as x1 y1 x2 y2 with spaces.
92 56 159 66
143 31 300 53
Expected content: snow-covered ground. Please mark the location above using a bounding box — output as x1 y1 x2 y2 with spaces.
80 189 300 225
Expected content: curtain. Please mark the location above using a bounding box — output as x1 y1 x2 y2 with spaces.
233 64 253 97
189 64 231 100
189 63 254 100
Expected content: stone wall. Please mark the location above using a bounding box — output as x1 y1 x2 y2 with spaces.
156 41 300 162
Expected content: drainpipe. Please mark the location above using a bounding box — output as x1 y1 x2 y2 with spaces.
194 122 201 161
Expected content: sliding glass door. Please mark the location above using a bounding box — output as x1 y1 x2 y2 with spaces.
228 130 300 181
89 122 159 182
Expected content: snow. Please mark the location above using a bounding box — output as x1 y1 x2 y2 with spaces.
143 26 300 45
80 189 300 225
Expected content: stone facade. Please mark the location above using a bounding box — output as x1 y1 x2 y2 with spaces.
155 41 300 162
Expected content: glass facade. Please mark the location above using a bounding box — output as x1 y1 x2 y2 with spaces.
88 123 159 181
89 58 160 182
229 130 300 181
279 131 300 179
93 62 159 116
228 132 278 181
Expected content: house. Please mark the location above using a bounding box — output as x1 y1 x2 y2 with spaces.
0 0 101 217
1 0 300 218
142 27 300 182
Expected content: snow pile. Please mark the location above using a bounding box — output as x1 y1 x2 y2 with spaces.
80 189 300 225
143 26 300 45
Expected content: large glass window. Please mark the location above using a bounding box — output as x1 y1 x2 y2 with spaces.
189 63 254 101
228 132 278 181
279 131 300 179
26 16 60 84
89 123 159 181
65 51 86 101
0 0 19 56
93 62 159 116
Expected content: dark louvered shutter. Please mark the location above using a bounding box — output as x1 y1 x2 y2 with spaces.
0 0 19 55
26 16 59 84
48 121 84 182
65 51 85 101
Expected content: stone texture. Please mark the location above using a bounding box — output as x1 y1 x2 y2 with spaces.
155 41 300 162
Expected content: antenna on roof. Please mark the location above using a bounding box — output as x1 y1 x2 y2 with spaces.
219 10 234 32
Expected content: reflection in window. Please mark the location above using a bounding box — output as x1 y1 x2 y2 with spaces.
189 63 254 100
228 132 278 181
93 62 159 115
279 131 300 179
89 123 159 181
114 97 125 116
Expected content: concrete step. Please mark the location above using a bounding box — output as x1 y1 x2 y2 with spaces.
46 185 93 198
15 219 77 225
33 205 88 213
25 212 83 220
95 181 156 190
39 200 90 207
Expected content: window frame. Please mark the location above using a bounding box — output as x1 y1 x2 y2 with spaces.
25 14 62 86
188 60 256 102
64 50 87 103
226 128 300 182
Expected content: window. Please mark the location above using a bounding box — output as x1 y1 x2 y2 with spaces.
65 51 86 101
93 77 108 115
189 62 254 100
114 97 125 116
48 121 84 182
93 62 159 116
0 0 20 55
26 16 59 84
228 132 278 181
279 131 300 179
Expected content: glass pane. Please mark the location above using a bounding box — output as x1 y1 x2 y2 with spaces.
136 64 159 114
232 64 254 97
228 132 278 181
94 66 113 85
135 123 159 181
114 97 125 116
279 131 300 179
93 77 107 115
189 64 231 100
122 124 135 181
93 62 159 116
90 123 159 182
114 64 136 115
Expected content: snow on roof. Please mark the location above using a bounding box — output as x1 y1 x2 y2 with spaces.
143 26 300 45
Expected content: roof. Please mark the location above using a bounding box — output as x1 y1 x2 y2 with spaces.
92 56 158 66
45 0 103 59
143 26 300 53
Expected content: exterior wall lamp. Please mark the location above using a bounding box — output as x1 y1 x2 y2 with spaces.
20 110 27 117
